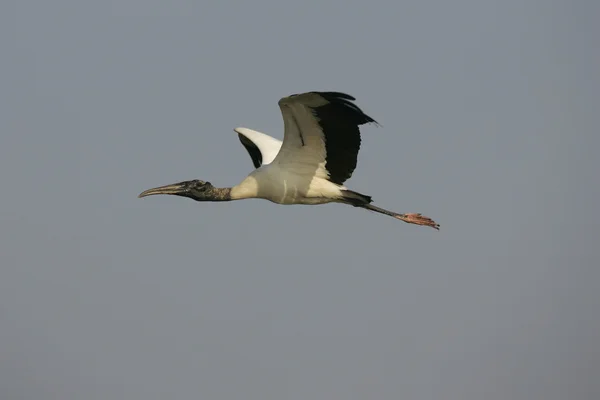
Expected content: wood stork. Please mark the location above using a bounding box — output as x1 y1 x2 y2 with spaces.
139 91 439 229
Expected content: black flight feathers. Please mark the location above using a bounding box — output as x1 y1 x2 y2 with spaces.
313 91 378 126
308 91 378 185
237 133 263 169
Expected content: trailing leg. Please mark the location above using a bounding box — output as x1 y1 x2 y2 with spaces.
360 204 440 230
340 189 439 230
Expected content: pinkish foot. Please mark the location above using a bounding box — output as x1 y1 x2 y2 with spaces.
396 213 440 230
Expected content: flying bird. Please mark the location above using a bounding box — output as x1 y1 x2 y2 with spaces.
139 91 439 229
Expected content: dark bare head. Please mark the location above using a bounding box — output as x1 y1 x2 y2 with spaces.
138 179 231 202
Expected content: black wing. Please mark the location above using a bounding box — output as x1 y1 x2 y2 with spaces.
311 92 377 185
238 133 263 169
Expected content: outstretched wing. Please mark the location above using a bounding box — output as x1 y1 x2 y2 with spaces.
272 91 377 185
234 127 283 169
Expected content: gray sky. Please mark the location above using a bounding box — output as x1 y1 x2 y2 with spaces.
2 1 599 399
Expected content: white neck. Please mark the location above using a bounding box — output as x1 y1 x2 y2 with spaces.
230 176 260 200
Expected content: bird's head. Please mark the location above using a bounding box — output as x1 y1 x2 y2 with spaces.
138 179 216 202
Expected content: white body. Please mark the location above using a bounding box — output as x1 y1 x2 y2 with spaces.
232 166 346 205
234 124 345 205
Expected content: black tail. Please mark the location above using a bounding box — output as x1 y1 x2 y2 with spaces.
341 190 372 206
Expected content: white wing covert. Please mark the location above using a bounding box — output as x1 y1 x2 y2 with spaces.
235 127 283 168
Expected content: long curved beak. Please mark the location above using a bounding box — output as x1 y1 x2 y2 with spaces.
138 182 186 198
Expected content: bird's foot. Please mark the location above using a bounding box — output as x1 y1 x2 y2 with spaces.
396 213 440 230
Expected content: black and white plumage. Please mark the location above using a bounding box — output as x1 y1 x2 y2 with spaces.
235 127 281 168
139 91 439 229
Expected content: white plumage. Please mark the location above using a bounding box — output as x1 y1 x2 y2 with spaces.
234 127 281 167
139 91 439 229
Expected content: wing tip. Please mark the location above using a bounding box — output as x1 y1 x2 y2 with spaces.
317 92 379 126
315 91 356 101
279 90 381 125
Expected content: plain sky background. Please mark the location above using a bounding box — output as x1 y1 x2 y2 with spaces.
2 1 599 399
